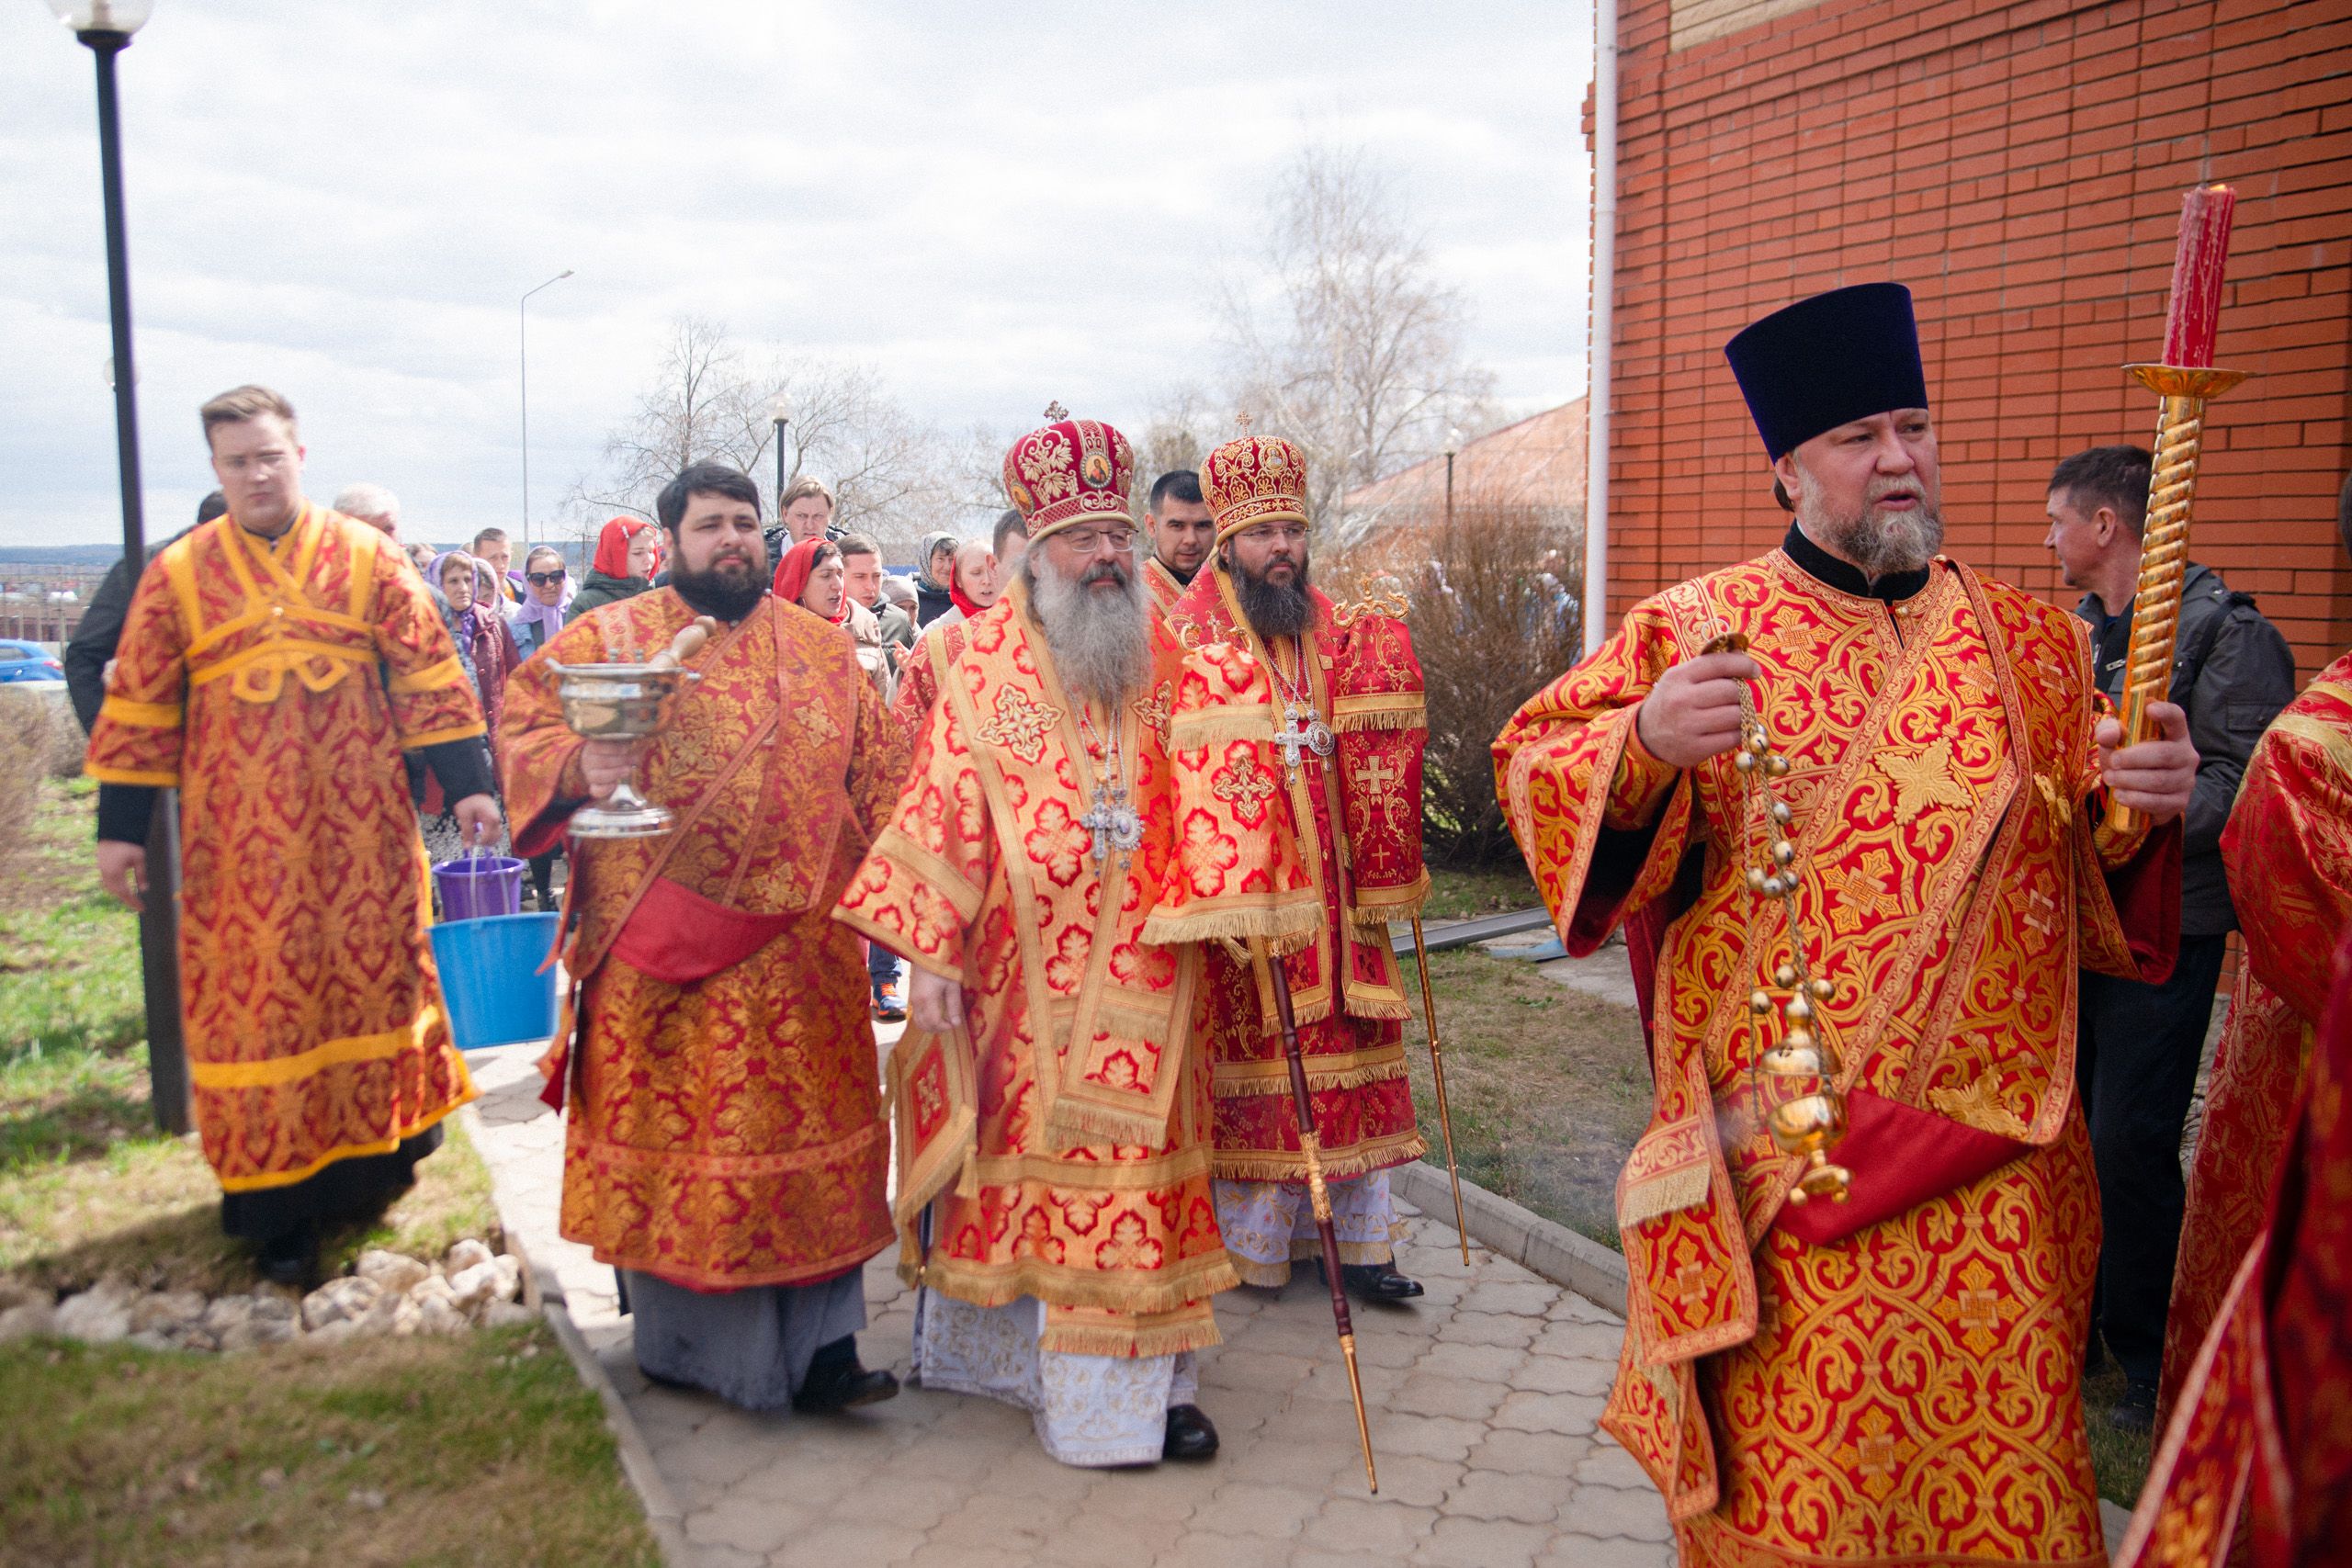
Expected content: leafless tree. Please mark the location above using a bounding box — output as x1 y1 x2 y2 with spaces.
560 317 955 559
1129 385 1227 504
1221 144 1498 538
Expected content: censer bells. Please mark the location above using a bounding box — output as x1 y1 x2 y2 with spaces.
548 616 717 840
1706 631 1853 1205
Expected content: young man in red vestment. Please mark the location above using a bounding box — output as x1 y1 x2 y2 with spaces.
1143 468 1214 623
1494 285 2197 1566
502 461 910 1414
86 386 493 1286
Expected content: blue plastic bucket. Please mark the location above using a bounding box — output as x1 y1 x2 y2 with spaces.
434 854 527 920
430 911 560 1051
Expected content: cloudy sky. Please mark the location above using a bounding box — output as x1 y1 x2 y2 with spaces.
2 1 1592 549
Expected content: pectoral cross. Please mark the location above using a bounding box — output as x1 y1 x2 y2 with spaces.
1274 713 1315 773
1272 702 1336 777
1080 780 1143 867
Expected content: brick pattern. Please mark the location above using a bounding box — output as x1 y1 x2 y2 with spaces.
1671 0 1831 51
1605 0 2352 675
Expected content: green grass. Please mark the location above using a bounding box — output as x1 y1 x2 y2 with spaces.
0 779 498 1296
0 1325 659 1567
2081 1362 2158 1507
1398 945 1650 1251
1420 861 1542 921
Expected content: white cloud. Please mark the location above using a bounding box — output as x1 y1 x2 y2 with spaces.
0 0 1592 547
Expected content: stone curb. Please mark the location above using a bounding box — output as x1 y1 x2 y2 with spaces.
458 1106 691 1568
1393 1159 1629 1314
1394 1158 2134 1558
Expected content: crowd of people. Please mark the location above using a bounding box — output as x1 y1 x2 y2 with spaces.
66 281 2350 1564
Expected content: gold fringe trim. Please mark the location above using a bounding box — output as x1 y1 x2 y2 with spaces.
1341 992 1413 1022
1213 1058 1410 1098
1041 1096 1173 1153
1096 998 1177 1046
910 1255 1241 1318
1329 694 1426 732
1141 899 1319 948
1349 870 1432 929
1211 1136 1427 1184
1617 1164 1711 1228
1039 1318 1226 1359
1167 704 1279 750
1227 1254 1296 1287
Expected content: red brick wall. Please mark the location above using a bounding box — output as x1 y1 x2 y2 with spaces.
1603 0 2352 674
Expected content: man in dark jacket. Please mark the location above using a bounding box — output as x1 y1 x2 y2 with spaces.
2044 443 2298 1430
64 492 227 732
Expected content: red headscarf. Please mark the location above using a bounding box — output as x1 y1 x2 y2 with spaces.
948 547 988 620
592 516 659 580
771 538 848 623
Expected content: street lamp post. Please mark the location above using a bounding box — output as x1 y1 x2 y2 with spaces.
50 0 185 1134
1442 427 1463 532
518 269 572 548
768 392 793 518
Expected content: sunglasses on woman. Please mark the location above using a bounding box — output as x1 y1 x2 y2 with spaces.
526 570 567 586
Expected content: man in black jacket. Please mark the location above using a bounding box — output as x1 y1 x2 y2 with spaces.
2044 443 2298 1430
63 491 226 732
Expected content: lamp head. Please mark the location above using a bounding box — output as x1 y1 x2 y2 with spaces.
1442 426 1463 457
50 0 153 36
767 392 792 428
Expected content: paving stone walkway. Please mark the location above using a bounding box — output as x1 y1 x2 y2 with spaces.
465 1038 1672 1568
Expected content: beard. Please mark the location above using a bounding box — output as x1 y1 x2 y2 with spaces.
669 544 767 622
1230 547 1316 638
1023 555 1149 706
1797 472 1945 579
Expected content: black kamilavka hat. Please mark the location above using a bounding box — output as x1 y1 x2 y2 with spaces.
1724 283 1928 460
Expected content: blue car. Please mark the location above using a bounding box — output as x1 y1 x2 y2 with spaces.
0 638 65 683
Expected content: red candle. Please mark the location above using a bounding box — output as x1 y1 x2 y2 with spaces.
2160 183 2236 368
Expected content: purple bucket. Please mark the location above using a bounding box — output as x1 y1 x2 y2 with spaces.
434 855 526 921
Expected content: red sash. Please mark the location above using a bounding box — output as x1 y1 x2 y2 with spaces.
607 874 795 985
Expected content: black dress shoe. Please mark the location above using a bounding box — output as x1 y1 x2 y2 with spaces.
791 1357 899 1414
1340 1262 1425 1303
2108 1378 2158 1435
1162 1404 1219 1461
255 1223 319 1289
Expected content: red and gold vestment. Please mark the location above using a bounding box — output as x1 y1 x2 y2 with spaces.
2159 652 2352 1427
836 582 1238 1359
1153 565 1429 1190
888 616 968 744
84 507 481 1193
1494 549 2180 1567
2120 928 2352 1568
502 592 905 1292
1143 558 1185 625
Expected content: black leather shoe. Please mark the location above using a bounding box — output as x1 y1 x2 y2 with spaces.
1340 1262 1425 1303
1162 1404 1219 1461
792 1358 899 1414
255 1224 319 1289
2108 1378 2158 1435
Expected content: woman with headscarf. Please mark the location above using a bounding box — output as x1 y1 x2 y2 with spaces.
567 516 662 622
911 529 958 626
418 551 517 867
775 537 893 704
431 551 524 748
510 545 574 661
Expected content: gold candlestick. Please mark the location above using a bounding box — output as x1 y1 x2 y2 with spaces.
2105 364 2249 837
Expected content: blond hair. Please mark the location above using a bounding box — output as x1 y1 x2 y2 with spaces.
780 475 834 512
199 385 298 448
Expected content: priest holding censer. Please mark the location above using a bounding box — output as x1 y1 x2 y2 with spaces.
1495 251 2207 1559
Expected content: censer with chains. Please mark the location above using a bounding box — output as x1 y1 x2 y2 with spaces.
1704 631 1853 1205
